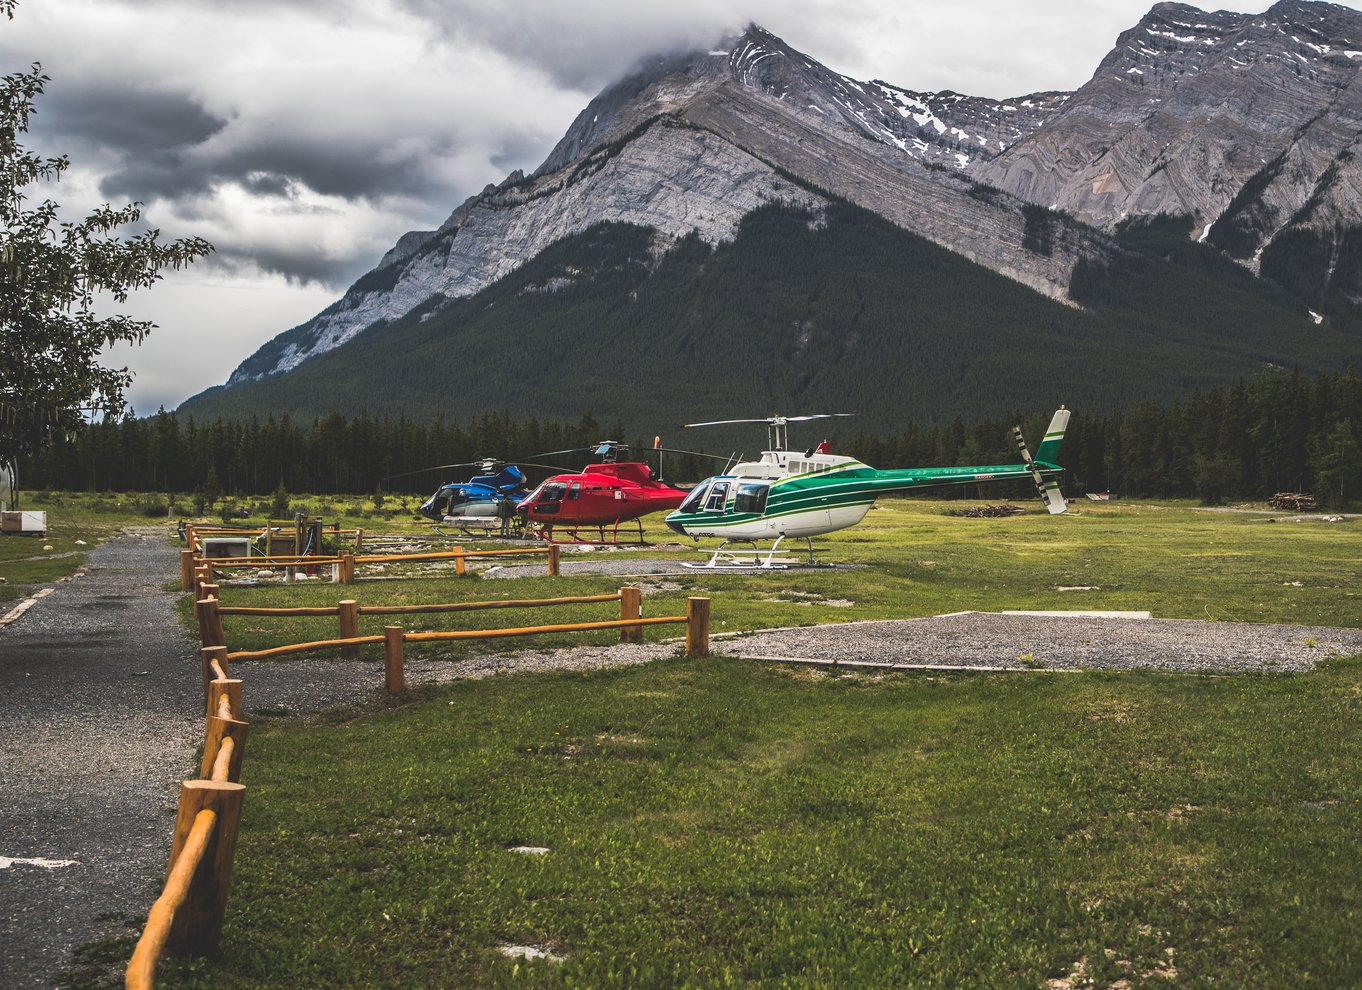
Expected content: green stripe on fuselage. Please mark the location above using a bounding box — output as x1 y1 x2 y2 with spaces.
666 462 1062 529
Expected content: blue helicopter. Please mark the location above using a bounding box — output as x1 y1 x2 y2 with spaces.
408 459 536 524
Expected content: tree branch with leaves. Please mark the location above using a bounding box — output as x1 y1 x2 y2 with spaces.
1 49 213 474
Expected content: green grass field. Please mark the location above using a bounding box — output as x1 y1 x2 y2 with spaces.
153 657 1362 988
17 493 1358 986
193 498 1361 662
130 498 1362 987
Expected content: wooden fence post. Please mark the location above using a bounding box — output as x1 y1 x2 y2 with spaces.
196 597 224 649
195 598 212 649
200 716 249 782
384 626 405 694
199 646 230 705
340 551 355 584
164 779 247 956
180 550 195 591
686 597 710 657
619 586 642 642
206 678 243 724
355 527 364 550
547 544 561 577
339 600 359 657
453 546 466 577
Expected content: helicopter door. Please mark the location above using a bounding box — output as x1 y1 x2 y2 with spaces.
568 482 581 500
703 482 730 513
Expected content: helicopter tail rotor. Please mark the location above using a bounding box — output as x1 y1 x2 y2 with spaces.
1013 411 1068 515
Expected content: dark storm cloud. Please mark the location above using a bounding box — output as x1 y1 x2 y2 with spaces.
38 82 227 155
395 0 737 91
97 131 452 206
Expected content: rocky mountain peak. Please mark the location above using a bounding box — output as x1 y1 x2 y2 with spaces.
214 2 1362 395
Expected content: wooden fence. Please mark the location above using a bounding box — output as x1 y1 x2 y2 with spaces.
180 543 560 591
126 653 247 989
128 571 710 984
194 584 709 693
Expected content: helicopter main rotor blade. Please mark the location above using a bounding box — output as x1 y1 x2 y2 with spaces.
682 418 775 428
683 414 853 428
651 445 732 461
527 446 596 458
383 463 476 481
386 458 566 481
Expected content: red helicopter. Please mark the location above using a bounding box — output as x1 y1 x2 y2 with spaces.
516 440 709 544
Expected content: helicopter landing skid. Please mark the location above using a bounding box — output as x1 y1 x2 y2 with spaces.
434 519 527 540
534 517 649 546
683 536 824 570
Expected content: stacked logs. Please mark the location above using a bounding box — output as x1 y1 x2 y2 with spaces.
1268 492 1318 512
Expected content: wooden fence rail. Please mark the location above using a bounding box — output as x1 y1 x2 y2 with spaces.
181 543 560 591
127 650 250 989
223 601 708 692
197 589 647 655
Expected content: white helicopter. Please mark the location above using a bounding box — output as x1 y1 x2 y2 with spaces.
665 409 1070 568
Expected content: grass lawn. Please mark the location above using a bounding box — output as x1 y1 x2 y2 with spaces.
195 499 1361 661
129 498 1362 987
153 657 1362 988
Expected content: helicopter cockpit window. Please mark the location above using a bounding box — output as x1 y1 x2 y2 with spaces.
734 483 769 514
704 481 730 512
677 482 710 514
567 482 581 500
541 483 566 502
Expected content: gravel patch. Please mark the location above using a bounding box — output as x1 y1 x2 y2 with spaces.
717 613 1362 673
234 641 682 716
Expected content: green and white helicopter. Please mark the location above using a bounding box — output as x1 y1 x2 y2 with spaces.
665 408 1071 568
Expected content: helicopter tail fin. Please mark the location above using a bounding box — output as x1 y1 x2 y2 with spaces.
1034 407 1070 464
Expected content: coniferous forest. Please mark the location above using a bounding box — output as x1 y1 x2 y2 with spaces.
18 367 1362 509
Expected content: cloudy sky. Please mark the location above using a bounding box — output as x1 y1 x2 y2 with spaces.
1 0 1335 414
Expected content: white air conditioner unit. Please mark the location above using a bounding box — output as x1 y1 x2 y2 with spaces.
201 537 252 559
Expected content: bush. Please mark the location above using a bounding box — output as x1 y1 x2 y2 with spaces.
270 482 291 520
140 497 169 518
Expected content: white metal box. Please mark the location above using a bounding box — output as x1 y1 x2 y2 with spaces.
1 511 46 535
201 536 252 559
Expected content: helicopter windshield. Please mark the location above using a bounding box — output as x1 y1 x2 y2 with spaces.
676 482 711 514
540 483 567 502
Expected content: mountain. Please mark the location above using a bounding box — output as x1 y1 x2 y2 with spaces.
180 199 1356 429
977 0 1362 308
212 25 1102 389
183 6 1362 428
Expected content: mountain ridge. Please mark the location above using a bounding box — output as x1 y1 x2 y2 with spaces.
194 4 1362 425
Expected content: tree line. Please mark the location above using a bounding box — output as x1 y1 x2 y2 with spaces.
849 366 1362 508
17 367 1362 509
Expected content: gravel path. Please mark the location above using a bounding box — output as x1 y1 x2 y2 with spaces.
0 530 201 989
